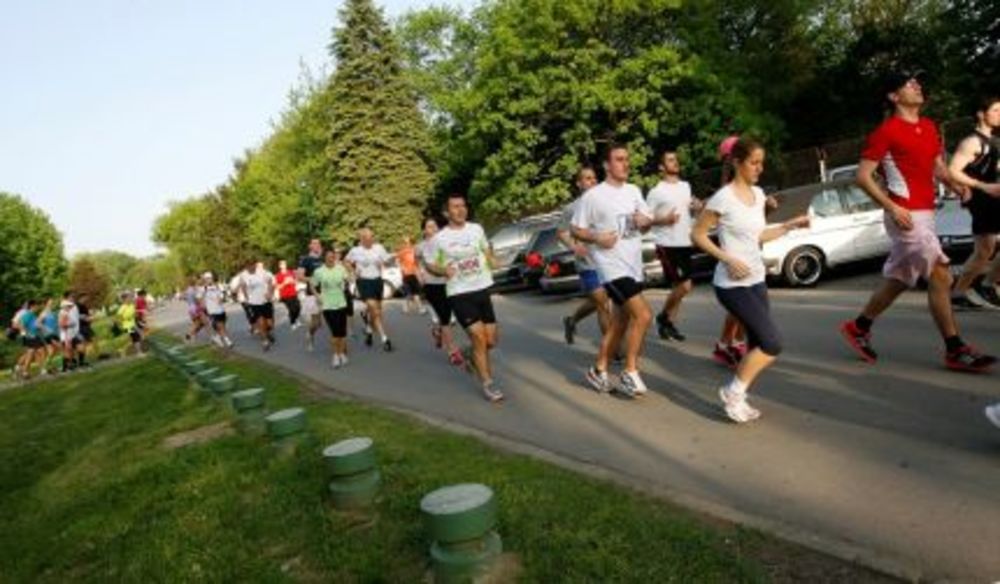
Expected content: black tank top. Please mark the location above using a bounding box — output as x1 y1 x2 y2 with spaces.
964 131 999 203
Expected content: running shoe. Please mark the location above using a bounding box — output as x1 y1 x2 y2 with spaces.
712 343 737 368
262 340 272 352
383 338 393 352
718 385 750 423
431 325 442 349
656 313 685 342
290 322 301 330
365 332 373 347
306 337 314 352
585 366 610 394
985 403 1000 430
563 316 576 345
838 320 877 363
340 355 349 367
482 381 504 403
974 284 1000 309
331 354 341 369
951 293 985 311
945 345 996 373
614 370 642 398
729 342 748 363
448 349 465 367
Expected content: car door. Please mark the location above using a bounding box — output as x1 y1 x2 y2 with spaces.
804 188 855 265
840 185 888 259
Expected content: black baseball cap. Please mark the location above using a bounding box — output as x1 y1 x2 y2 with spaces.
883 69 926 95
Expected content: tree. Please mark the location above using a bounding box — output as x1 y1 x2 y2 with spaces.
67 257 111 309
327 0 435 245
0 192 68 320
76 250 138 290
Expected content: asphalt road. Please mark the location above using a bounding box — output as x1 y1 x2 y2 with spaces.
161 272 1000 582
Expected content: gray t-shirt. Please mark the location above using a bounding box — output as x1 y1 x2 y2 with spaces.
560 199 596 272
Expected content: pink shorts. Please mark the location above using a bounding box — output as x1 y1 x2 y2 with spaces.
882 210 948 287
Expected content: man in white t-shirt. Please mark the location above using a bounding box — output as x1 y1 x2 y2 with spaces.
426 194 504 402
202 272 233 348
647 150 702 342
240 260 276 351
346 228 394 351
571 144 654 397
229 270 253 333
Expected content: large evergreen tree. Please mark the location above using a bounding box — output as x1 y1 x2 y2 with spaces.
327 0 434 246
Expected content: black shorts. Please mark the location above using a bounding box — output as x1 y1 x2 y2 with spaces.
603 277 644 306
44 334 59 344
423 283 452 326
450 288 496 329
968 193 1000 235
357 278 384 301
22 336 43 349
714 283 782 356
209 313 227 326
322 308 349 338
656 246 694 284
79 327 94 341
403 274 421 295
129 329 142 343
344 286 354 317
248 303 274 323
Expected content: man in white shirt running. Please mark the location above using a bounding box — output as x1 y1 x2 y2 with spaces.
240 260 276 351
346 228 394 352
202 272 233 348
572 144 654 397
426 194 504 402
647 150 702 342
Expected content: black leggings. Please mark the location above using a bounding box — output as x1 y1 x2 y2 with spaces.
281 297 301 325
714 283 782 356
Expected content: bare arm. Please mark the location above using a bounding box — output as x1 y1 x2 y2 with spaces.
760 216 810 244
857 159 913 230
691 209 752 281
570 225 617 249
948 139 1000 197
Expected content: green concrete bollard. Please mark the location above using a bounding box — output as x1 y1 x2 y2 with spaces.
194 368 221 391
421 483 502 583
231 388 267 436
323 437 380 509
210 374 239 396
184 360 208 376
266 408 307 454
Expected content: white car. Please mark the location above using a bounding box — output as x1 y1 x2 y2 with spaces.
762 178 972 286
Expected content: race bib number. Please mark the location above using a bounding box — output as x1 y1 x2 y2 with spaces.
616 213 639 239
455 255 482 279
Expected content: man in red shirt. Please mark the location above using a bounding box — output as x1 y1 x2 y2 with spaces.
275 260 302 330
840 71 995 372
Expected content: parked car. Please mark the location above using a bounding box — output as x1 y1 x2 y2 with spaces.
761 178 973 286
488 212 562 289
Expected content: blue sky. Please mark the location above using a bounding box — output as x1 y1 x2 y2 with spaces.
0 0 469 257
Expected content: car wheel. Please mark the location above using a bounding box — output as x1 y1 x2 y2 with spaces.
782 246 824 287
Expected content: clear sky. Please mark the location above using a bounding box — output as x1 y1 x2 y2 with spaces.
0 0 468 257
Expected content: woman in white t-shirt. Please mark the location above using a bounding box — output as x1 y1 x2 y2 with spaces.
692 138 809 423
345 227 395 352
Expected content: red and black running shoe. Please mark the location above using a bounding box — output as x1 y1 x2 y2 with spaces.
945 345 996 373
839 320 877 363
712 343 737 369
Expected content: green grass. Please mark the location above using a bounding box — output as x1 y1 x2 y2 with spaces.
0 342 890 583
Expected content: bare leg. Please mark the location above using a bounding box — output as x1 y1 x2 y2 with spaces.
621 295 652 372
735 348 777 389
662 279 693 322
860 278 910 320
467 323 491 383
954 235 997 293
598 306 628 371
927 262 959 338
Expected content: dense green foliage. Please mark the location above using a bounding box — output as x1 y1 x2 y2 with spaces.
151 0 995 269
0 193 67 321
67 257 112 308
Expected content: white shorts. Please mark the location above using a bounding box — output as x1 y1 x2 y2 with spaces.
60 328 80 343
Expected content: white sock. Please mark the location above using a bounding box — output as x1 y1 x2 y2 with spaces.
727 377 748 396
381 334 388 343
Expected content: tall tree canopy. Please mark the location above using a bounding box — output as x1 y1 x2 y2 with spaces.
0 192 67 320
326 0 435 245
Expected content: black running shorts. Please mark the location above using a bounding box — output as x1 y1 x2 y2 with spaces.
656 246 694 284
357 278 384 302
604 277 644 306
322 308 348 338
450 288 496 329
248 302 274 323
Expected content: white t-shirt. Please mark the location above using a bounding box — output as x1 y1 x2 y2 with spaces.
243 270 275 305
705 184 767 288
427 222 493 297
346 244 392 280
417 238 447 285
229 273 247 303
203 284 225 315
560 199 595 271
59 304 79 341
301 295 320 316
647 180 694 248
571 181 651 282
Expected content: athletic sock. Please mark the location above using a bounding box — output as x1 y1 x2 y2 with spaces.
944 335 965 353
854 315 873 332
727 376 748 396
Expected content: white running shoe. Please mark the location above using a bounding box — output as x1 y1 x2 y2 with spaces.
737 399 761 421
585 366 610 394
339 354 349 367
306 338 315 352
718 385 750 423
482 381 504 402
615 370 645 399
331 354 341 369
985 403 1000 430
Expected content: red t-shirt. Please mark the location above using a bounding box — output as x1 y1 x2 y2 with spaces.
860 116 942 211
135 296 147 314
275 270 298 300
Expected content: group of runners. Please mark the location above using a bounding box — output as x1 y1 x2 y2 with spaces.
175 72 998 426
7 289 149 380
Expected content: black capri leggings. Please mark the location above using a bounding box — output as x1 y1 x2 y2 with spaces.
714 283 782 356
322 309 349 338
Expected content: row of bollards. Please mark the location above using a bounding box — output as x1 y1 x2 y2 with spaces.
147 337 502 582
